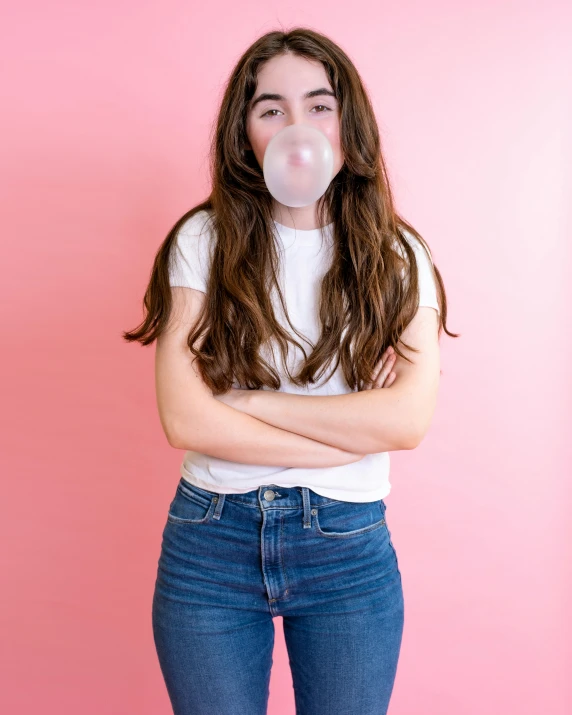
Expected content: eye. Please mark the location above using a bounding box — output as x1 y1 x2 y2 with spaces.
260 105 332 118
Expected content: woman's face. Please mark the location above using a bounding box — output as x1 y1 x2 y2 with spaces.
245 53 344 180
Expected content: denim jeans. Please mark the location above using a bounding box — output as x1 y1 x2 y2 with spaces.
152 478 404 715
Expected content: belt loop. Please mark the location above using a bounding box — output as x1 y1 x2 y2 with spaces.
212 492 226 520
301 487 312 528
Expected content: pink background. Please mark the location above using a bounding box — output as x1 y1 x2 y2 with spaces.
1 2 571 713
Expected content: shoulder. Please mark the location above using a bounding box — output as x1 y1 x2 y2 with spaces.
172 209 217 264
169 209 216 292
392 226 440 314
177 209 216 242
391 227 437 284
394 226 434 264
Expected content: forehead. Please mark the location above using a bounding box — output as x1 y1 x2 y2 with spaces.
253 53 333 94
248 56 337 113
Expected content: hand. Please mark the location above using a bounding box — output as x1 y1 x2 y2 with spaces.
364 346 397 390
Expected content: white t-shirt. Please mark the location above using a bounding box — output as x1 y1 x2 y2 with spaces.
168 209 440 502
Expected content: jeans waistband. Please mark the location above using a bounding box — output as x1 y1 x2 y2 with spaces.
177 478 340 529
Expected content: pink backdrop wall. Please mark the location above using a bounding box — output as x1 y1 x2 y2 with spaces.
2 2 570 713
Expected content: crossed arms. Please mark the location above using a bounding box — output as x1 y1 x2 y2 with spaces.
212 306 441 454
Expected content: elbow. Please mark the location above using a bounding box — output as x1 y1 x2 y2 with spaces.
168 434 183 450
165 400 218 451
166 415 205 451
400 430 420 450
404 420 432 450
158 411 185 449
396 417 425 450
166 428 183 449
404 430 422 450
372 428 420 453
165 420 189 450
402 401 437 450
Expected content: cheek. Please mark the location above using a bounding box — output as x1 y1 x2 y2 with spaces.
322 125 343 166
248 127 274 157
329 125 342 148
257 134 274 153
319 121 341 151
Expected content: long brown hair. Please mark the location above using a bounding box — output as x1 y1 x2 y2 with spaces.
123 27 459 395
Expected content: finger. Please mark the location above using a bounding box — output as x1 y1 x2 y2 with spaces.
374 355 395 388
372 360 390 387
384 371 396 388
372 349 393 383
378 370 396 389
366 348 395 390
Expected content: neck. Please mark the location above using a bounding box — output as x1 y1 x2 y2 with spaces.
272 201 330 230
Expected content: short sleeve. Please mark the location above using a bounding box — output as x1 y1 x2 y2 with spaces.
396 228 440 315
168 210 215 293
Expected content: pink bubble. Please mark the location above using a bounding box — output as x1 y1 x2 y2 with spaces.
263 125 334 207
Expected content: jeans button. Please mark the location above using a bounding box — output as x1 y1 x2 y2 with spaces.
264 490 276 501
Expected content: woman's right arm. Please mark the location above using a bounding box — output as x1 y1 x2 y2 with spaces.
155 287 364 469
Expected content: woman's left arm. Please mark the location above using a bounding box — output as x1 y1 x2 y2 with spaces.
219 307 441 455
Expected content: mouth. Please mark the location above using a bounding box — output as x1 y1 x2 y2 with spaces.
287 147 311 167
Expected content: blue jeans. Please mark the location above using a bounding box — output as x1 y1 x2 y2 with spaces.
152 478 404 715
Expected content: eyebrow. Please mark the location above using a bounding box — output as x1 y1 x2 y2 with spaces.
250 87 337 110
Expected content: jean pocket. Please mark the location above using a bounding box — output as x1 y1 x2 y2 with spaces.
314 499 386 539
167 480 217 525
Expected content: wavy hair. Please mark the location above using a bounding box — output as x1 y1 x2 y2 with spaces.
123 27 459 395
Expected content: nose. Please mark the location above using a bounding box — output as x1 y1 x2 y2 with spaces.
283 109 311 129
287 115 302 126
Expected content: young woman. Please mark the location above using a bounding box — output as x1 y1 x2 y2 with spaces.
124 27 457 715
